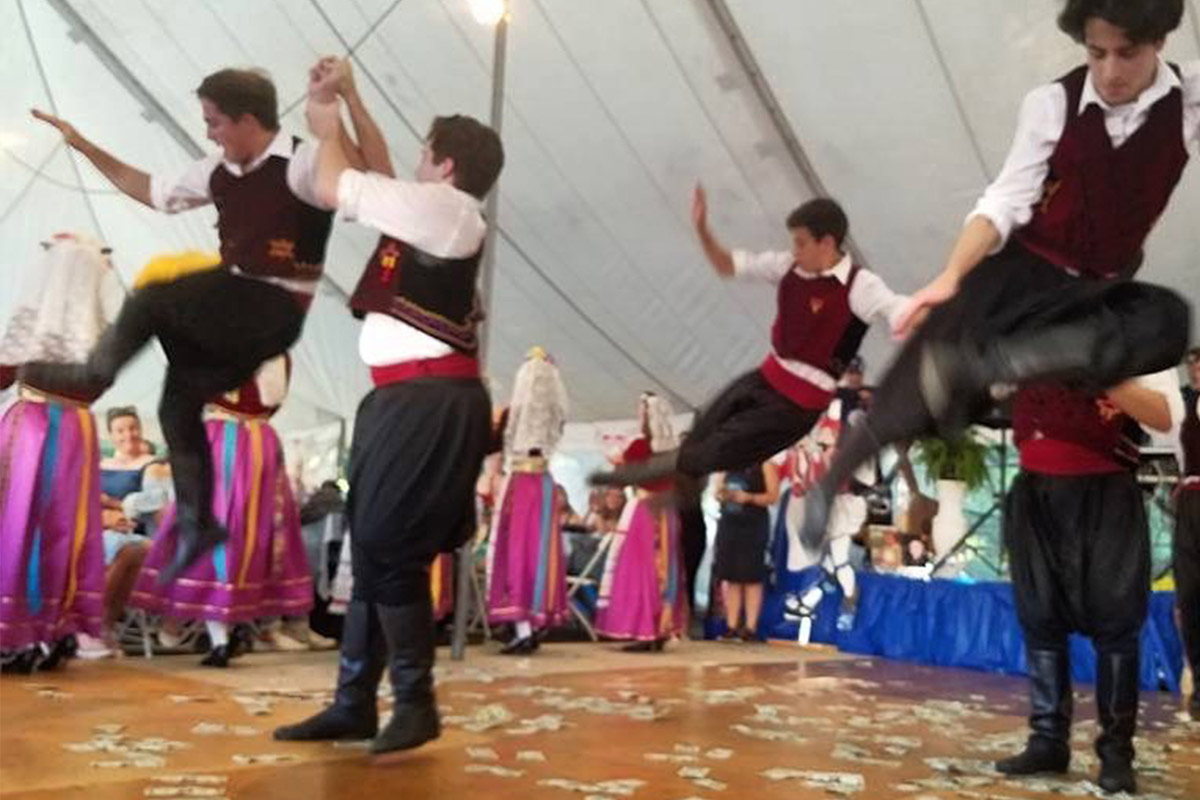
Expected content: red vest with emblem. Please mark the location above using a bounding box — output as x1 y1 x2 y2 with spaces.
209 138 333 285
349 235 484 355
208 357 290 419
1015 64 1188 279
771 264 867 374
759 264 867 409
1013 383 1144 474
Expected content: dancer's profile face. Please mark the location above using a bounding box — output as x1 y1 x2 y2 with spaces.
416 142 455 185
1187 355 1200 388
1083 18 1164 107
201 99 258 166
790 226 839 275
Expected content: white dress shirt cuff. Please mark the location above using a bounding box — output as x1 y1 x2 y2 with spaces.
732 249 792 283
335 169 367 220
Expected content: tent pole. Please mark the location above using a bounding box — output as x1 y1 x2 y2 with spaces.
452 8 508 662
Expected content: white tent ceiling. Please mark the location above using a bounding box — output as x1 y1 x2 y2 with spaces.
2 0 1198 435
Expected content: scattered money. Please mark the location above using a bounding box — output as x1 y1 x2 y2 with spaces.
760 768 865 794
538 778 646 796
730 723 808 744
443 703 517 732
143 787 225 797
149 775 227 785
505 714 568 735
688 687 765 705
692 777 728 791
466 747 500 761
189 723 258 737
231 754 298 766
644 752 699 763
464 765 524 778
832 742 902 768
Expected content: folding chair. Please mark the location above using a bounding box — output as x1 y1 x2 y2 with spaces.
565 532 615 641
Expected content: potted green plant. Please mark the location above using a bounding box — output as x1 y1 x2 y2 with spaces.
915 430 991 558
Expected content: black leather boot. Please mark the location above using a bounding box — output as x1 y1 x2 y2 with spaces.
1095 651 1139 795
17 320 132 400
199 644 234 668
589 451 679 488
371 600 441 754
500 636 538 655
274 601 386 741
996 648 1072 776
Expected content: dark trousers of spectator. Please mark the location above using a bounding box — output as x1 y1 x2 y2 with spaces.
1174 490 1200 684
678 496 708 612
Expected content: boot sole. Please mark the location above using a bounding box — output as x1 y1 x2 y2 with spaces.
274 727 378 742
369 729 440 755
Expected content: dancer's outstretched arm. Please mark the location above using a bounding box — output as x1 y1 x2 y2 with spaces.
31 109 152 207
893 217 999 336
323 57 395 177
894 84 1061 337
1107 370 1184 434
305 95 352 209
691 183 735 277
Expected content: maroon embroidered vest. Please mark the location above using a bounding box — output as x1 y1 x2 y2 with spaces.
349 234 484 355
771 264 867 378
1183 387 1200 479
1013 383 1143 473
208 357 290 419
1016 64 1188 279
209 138 333 284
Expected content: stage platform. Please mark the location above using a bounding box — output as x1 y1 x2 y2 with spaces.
2 641 1199 799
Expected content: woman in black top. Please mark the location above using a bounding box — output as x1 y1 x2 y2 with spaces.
713 461 780 641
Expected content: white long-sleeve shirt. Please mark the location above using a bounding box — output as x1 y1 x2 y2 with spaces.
150 131 325 213
1135 368 1186 460
970 57 1200 250
731 250 908 391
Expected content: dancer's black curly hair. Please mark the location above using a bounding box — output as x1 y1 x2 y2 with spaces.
1058 0 1184 44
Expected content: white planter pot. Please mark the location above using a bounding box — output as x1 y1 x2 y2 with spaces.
931 479 968 558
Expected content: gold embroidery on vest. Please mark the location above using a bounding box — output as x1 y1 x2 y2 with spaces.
267 238 296 260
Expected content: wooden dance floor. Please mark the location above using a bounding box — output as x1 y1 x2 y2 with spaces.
2 642 1198 799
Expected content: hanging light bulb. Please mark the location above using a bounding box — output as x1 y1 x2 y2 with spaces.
468 0 506 26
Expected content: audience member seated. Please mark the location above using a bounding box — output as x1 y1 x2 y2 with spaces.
78 407 172 658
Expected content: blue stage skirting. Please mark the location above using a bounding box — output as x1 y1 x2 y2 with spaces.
754 568 1183 692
